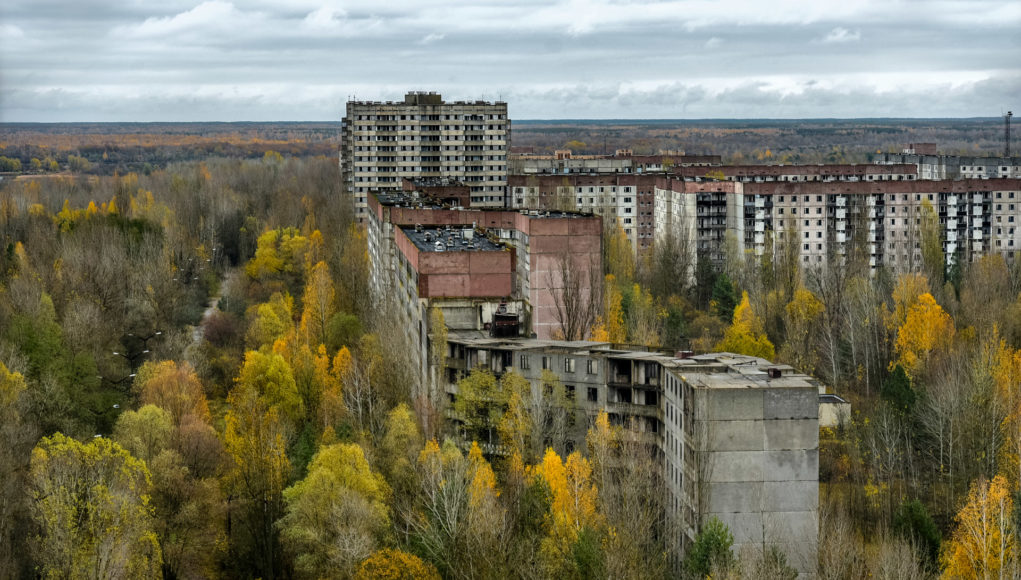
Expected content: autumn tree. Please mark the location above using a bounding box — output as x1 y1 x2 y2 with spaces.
716 291 776 360
532 448 603 577
246 292 295 349
28 433 162 579
236 349 304 424
780 286 824 374
894 293 955 379
279 443 390 579
299 260 336 348
0 362 37 578
354 549 441 580
222 385 291 579
133 360 210 425
112 404 226 579
942 475 1016 578
410 440 506 579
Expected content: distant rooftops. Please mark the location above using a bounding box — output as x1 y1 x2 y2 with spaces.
402 225 504 253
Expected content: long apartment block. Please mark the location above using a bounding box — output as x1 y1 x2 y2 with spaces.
341 92 509 218
440 335 820 574
510 172 1021 271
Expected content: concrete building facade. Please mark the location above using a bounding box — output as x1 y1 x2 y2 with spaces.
365 190 602 382
439 335 820 574
341 92 509 219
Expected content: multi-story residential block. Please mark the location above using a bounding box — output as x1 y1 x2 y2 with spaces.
439 335 820 574
876 149 1021 180
364 190 602 384
510 149 721 175
669 163 918 183
341 92 509 219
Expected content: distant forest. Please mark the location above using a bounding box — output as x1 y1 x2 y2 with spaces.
0 117 1009 176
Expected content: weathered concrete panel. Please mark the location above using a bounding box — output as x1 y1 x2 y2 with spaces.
717 512 763 545
762 449 818 482
761 511 818 546
763 388 817 420
764 419 819 451
712 420 765 452
710 451 763 482
706 389 764 421
709 482 762 513
761 481 818 512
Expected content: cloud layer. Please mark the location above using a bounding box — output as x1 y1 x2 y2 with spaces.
1 0 1019 121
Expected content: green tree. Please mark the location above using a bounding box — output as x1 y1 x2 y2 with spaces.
682 516 735 579
453 367 502 445
28 433 162 579
882 365 916 415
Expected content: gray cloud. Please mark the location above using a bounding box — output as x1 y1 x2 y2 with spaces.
1 0 1018 121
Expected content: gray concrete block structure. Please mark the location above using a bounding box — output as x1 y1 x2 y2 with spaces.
436 336 821 575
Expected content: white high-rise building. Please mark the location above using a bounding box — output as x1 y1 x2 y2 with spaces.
340 91 510 218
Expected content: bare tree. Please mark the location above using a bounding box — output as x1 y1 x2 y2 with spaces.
547 249 601 341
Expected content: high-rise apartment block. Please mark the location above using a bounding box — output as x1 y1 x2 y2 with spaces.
341 92 509 218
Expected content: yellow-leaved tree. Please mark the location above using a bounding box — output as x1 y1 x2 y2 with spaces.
715 291 775 360
299 260 336 348
942 475 1016 577
533 448 603 576
894 292 955 379
28 433 162 579
355 548 441 580
279 442 390 579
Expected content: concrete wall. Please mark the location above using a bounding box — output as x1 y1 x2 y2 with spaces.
703 386 819 575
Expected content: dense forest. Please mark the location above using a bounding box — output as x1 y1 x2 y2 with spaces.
1 143 1021 578
0 117 1008 180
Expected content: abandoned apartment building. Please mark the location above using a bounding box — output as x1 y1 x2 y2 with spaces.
438 334 821 574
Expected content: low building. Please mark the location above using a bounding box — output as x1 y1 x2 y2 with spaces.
438 334 821 574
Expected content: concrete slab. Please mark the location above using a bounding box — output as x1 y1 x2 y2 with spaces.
764 388 817 420
764 419 819 450
762 449 818 482
709 482 762 513
707 389 764 421
710 451 763 482
761 481 818 512
712 420 766 452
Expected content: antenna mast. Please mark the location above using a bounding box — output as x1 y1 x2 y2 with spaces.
1007 111 1013 157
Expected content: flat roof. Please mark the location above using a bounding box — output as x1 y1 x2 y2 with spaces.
446 334 823 389
403 226 505 252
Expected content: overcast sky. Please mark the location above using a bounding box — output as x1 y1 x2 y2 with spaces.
1 0 1019 121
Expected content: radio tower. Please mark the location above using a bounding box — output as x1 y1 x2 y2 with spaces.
1007 111 1013 157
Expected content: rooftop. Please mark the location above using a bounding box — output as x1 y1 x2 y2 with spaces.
402 226 505 253
446 333 821 389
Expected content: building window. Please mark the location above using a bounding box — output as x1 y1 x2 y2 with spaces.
565 358 576 372
519 355 530 369
565 385 576 401
587 387 598 402
542 356 550 370
587 360 597 374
